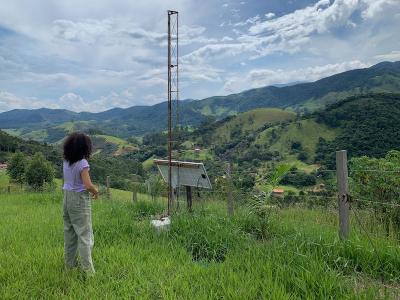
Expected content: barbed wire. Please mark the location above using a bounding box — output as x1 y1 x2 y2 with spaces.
351 198 400 208
349 201 387 284
350 169 400 173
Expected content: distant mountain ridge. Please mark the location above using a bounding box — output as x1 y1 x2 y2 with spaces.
1 61 400 138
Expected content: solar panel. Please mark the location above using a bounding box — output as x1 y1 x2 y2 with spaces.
154 159 212 189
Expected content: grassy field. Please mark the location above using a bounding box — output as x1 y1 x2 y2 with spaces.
94 134 138 156
255 119 336 161
213 108 296 143
1 181 400 299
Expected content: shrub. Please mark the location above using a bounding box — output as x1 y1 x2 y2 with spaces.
281 171 316 187
7 152 27 185
25 152 54 190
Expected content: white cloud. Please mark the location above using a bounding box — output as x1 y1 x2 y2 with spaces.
52 18 213 47
0 0 399 112
221 36 234 42
374 50 400 61
0 91 57 112
184 0 400 64
361 0 398 19
249 0 359 36
265 12 275 19
59 90 141 112
223 60 369 93
234 15 261 27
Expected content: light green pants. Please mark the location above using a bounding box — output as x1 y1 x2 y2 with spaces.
63 190 95 273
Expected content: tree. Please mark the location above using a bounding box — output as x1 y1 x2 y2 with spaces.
7 152 27 186
25 152 54 190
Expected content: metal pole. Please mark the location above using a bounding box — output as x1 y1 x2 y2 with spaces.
336 150 350 239
167 11 172 215
167 10 178 215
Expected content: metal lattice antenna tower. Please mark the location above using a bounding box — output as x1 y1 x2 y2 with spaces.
167 10 179 215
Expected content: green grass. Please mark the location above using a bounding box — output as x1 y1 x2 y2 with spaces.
181 149 214 161
0 170 9 189
0 185 399 298
214 108 296 142
2 128 23 136
55 121 75 132
20 129 48 142
94 134 138 155
255 119 336 161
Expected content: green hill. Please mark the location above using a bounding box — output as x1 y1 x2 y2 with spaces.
205 93 400 169
213 108 296 143
92 135 138 156
1 61 400 138
314 93 400 167
254 119 336 162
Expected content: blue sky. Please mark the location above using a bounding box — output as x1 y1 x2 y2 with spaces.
0 0 399 112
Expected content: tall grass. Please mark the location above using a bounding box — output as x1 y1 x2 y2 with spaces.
0 191 398 299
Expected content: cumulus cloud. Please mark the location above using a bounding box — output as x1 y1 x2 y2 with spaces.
223 60 369 93
361 0 398 19
0 91 58 112
52 18 214 47
184 0 400 64
248 0 359 37
265 12 275 19
0 0 399 112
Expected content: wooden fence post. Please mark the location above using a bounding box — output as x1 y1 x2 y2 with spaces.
186 186 193 212
106 176 110 200
336 150 350 240
7 185 11 193
227 162 234 217
132 190 137 203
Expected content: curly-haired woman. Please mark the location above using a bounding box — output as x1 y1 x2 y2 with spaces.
62 132 98 274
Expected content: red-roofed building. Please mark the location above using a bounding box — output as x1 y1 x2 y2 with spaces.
272 188 284 197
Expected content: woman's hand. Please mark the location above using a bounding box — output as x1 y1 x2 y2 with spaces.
91 188 99 199
81 168 98 199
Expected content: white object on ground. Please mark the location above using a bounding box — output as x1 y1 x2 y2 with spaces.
151 216 171 231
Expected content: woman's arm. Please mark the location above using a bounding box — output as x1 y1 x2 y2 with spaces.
81 168 99 198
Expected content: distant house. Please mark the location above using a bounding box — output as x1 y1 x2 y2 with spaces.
194 148 201 158
272 188 284 197
0 163 8 170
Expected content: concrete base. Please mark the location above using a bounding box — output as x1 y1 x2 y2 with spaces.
150 216 171 231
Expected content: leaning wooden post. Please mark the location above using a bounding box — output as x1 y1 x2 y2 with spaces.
132 188 137 203
186 186 193 212
227 162 234 217
106 176 110 200
336 150 350 240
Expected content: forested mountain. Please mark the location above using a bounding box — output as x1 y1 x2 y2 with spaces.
1 61 400 140
314 93 400 167
2 92 400 190
187 93 400 170
0 130 60 167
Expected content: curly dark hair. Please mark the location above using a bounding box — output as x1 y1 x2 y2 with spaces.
63 132 93 165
